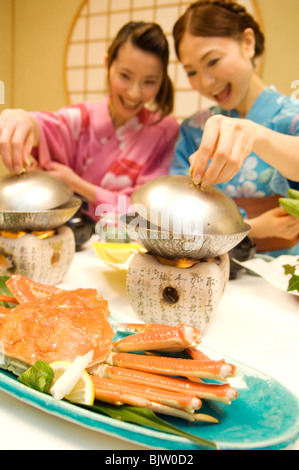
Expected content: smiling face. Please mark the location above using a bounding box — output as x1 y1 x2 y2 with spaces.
178 30 259 116
107 41 164 128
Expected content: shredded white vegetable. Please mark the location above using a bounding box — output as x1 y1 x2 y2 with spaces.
50 350 94 400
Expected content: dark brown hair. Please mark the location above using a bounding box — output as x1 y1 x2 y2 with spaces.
173 0 265 61
107 22 174 118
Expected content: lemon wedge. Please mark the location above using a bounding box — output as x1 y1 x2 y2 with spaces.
49 360 95 405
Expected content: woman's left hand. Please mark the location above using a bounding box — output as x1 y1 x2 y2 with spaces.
46 162 78 190
46 162 96 204
247 207 299 241
189 115 262 186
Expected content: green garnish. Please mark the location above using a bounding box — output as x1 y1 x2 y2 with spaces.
18 361 54 393
283 258 299 293
83 402 218 449
279 188 299 218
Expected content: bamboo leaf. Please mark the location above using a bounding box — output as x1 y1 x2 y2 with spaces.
82 402 218 449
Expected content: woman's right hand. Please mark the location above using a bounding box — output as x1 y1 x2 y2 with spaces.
189 115 259 187
0 109 39 173
247 207 299 241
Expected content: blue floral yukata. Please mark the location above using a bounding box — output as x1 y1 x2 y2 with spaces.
170 86 299 257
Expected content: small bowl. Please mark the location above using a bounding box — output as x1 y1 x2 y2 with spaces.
228 236 256 279
66 211 95 251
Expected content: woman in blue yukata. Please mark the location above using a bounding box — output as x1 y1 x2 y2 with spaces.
170 0 299 256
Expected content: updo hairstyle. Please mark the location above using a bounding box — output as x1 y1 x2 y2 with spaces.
173 0 265 62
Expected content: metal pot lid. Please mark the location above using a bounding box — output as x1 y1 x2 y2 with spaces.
130 175 247 237
0 196 82 232
0 170 73 212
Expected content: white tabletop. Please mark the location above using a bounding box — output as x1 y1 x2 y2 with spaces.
0 238 298 450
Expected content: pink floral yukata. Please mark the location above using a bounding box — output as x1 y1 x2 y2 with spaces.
31 96 178 220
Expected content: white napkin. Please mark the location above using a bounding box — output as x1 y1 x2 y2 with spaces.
233 255 299 296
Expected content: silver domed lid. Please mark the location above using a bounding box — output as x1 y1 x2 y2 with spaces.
0 170 73 212
130 175 247 236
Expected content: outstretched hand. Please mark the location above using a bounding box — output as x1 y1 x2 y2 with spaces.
189 115 260 187
0 109 39 174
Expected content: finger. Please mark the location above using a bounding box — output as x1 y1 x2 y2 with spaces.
190 118 221 184
277 209 299 223
204 126 246 185
10 121 35 173
285 217 299 230
276 214 299 238
274 207 290 216
23 132 35 167
284 225 299 239
201 122 237 186
189 153 196 180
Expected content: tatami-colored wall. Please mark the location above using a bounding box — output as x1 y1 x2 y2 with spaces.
259 0 299 97
0 0 298 175
0 0 82 112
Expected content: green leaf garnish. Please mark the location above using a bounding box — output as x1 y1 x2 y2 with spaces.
18 361 54 393
283 259 299 293
287 188 299 200
82 402 218 449
283 264 296 276
0 276 17 308
279 198 299 218
287 274 299 292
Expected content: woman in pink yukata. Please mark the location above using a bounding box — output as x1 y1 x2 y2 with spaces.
0 22 178 221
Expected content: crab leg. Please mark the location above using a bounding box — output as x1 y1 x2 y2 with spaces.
146 403 219 423
113 322 201 353
106 352 237 381
90 364 238 404
92 376 217 422
116 322 201 337
0 295 17 304
91 375 201 412
115 322 180 333
6 275 62 303
144 348 217 385
186 347 211 361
